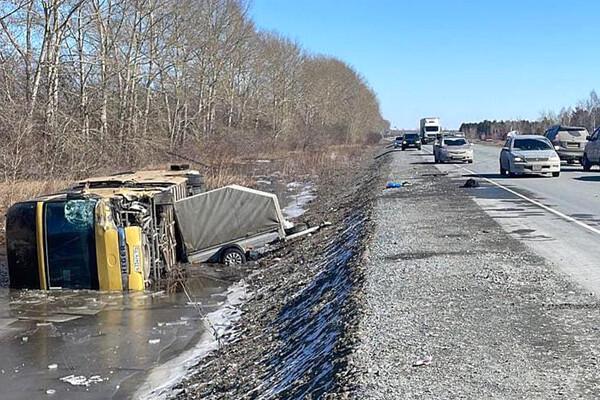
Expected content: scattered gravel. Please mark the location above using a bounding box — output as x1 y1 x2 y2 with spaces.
348 151 600 399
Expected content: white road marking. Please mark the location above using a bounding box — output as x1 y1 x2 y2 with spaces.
421 147 600 236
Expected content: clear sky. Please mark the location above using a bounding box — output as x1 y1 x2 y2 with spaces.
250 0 600 129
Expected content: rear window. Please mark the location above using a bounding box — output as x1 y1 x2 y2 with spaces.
558 129 588 141
513 138 552 151
445 138 467 146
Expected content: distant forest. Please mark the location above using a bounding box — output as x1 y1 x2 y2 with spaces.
460 91 600 140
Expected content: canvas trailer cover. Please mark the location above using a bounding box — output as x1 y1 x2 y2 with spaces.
174 185 287 261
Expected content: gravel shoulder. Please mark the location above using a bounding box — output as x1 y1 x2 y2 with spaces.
349 150 600 399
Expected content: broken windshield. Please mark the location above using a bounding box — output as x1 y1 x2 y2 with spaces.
45 199 99 289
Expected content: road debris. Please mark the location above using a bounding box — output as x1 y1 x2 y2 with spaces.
462 178 480 188
412 355 433 367
385 181 410 189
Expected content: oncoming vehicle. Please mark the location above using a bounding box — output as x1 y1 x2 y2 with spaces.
582 126 600 171
434 136 473 163
401 133 422 150
420 117 441 144
543 125 588 164
393 136 404 148
499 135 561 177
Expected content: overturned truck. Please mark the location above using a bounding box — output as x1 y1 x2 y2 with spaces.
6 167 295 291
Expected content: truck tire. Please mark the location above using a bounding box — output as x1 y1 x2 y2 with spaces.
221 247 246 266
552 171 560 177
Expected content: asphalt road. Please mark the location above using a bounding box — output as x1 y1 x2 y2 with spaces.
421 143 600 295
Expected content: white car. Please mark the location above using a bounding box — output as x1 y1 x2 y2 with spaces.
434 136 474 163
499 135 561 177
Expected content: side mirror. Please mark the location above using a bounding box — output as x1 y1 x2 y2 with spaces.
587 135 592 140
502 147 509 151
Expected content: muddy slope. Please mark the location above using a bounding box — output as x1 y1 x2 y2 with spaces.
171 155 384 399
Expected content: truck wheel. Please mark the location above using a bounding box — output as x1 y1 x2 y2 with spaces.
221 248 246 266
552 171 560 177
500 165 507 176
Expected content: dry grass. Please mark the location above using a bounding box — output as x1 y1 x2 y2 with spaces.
0 180 71 214
0 145 373 208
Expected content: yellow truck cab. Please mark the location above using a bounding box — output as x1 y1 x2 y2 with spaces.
6 166 203 291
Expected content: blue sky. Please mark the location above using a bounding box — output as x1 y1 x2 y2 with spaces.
250 0 599 129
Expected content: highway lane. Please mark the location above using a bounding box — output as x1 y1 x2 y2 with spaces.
418 143 600 295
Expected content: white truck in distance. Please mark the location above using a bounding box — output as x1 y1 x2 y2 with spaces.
420 117 441 144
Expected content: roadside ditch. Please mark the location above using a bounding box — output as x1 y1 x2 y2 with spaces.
169 152 385 399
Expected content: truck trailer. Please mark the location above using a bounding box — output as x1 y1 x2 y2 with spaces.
5 167 294 292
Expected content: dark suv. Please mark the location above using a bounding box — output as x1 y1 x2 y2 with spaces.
544 125 588 164
401 133 422 150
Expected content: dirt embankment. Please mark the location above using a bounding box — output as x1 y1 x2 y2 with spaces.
170 149 386 399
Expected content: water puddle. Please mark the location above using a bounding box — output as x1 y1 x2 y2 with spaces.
0 270 239 400
133 281 248 399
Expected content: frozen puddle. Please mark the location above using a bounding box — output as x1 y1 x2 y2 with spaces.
0 271 240 400
133 282 249 400
283 182 316 219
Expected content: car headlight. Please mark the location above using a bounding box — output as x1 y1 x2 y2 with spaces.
403 141 407 144
513 156 524 162
416 140 421 143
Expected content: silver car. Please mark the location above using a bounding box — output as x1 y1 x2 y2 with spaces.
434 136 474 163
499 135 561 177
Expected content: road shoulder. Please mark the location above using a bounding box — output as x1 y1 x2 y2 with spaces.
349 150 600 399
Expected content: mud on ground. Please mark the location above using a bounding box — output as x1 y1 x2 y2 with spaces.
170 150 385 399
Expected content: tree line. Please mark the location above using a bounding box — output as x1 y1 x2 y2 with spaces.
460 91 600 140
0 0 385 180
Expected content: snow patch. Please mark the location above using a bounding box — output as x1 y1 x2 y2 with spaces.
60 374 107 386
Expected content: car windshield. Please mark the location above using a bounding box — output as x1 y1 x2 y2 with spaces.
395 136 403 141
445 138 467 146
513 138 552 151
425 126 439 132
406 134 419 140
